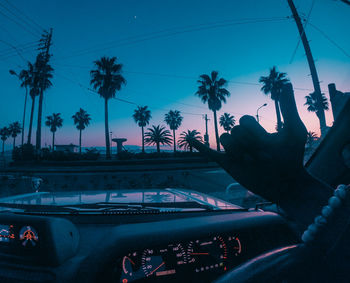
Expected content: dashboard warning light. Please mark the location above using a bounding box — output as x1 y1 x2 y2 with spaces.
122 279 128 283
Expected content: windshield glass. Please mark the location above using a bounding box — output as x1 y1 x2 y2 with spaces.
0 0 348 212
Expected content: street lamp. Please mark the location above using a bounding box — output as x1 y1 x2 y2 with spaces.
9 69 27 147
256 103 267 123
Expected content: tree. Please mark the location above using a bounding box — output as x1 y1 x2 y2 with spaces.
144 125 172 153
72 108 91 154
35 53 54 150
304 92 329 123
90 56 126 159
9 122 21 149
178 130 202 152
306 131 318 148
45 113 63 151
132 106 152 153
196 71 230 151
259 66 289 132
0 127 10 154
219 113 235 133
164 110 183 152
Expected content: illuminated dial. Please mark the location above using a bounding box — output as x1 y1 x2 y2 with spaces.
187 236 228 271
141 249 165 277
19 226 39 247
0 224 14 243
228 236 242 256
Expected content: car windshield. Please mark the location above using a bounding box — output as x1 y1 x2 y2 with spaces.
0 0 349 212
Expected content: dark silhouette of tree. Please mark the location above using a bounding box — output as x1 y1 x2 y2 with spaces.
90 56 126 159
259 66 289 132
9 122 21 149
132 106 152 153
45 113 63 151
178 130 202 152
196 71 230 151
26 62 40 145
0 127 10 154
304 92 329 122
35 53 53 150
306 131 318 148
144 125 172 153
72 108 91 154
219 113 235 133
164 110 183 152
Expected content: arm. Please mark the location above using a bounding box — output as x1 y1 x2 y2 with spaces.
191 83 333 229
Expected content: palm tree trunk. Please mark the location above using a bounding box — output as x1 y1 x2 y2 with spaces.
27 96 35 144
316 110 327 136
2 140 4 154
213 110 220 151
21 86 28 147
104 98 111 159
157 143 160 153
275 100 283 131
36 89 44 150
141 126 145 153
173 129 176 153
190 146 193 153
13 138 15 150
79 129 82 154
52 132 55 152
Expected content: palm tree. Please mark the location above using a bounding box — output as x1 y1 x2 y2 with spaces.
196 71 230 151
164 110 183 152
219 113 235 133
72 108 91 154
45 113 63 151
132 106 152 153
90 56 126 159
259 66 289 132
26 61 40 145
144 125 172 153
178 130 203 152
304 92 329 126
35 53 54 150
306 131 318 148
9 122 22 149
0 127 10 154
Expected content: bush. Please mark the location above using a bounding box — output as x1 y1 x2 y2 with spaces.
12 144 36 161
82 148 100 160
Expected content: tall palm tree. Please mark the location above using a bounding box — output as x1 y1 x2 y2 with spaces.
0 127 10 154
219 113 235 133
90 56 126 159
164 110 183 153
259 66 289 132
304 92 329 126
132 106 152 153
196 71 230 151
178 130 203 152
72 108 91 154
35 53 54 150
144 125 172 153
9 122 21 149
306 131 318 148
26 62 40 145
45 113 63 151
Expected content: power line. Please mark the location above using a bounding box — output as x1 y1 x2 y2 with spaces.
3 0 45 32
56 17 290 60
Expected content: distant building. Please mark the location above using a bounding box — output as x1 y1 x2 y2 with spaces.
55 144 79 153
328 83 350 121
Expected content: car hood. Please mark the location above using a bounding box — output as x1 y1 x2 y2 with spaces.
0 188 241 210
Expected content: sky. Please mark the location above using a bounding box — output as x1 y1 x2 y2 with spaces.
0 0 349 151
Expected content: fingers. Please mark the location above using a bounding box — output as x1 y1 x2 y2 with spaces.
279 83 304 131
238 115 269 143
189 138 224 164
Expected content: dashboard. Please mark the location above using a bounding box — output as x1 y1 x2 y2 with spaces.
0 211 298 283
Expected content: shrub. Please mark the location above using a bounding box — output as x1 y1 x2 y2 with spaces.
12 144 36 161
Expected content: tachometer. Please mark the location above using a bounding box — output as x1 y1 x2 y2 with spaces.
228 236 242 256
187 236 227 272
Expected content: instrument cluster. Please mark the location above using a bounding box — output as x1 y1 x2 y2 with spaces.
118 234 242 283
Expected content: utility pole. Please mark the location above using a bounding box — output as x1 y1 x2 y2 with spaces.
287 0 327 135
203 114 210 147
35 29 53 150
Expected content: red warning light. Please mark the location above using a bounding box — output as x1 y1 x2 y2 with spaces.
122 279 128 283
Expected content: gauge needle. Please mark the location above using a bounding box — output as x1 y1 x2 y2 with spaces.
126 256 135 265
191 252 209 255
149 262 165 276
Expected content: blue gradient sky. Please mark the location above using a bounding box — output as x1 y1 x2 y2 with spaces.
0 0 349 150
